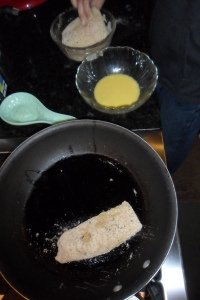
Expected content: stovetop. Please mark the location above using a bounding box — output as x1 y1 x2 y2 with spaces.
0 130 187 300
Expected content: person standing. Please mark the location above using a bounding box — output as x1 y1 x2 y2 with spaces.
150 0 200 173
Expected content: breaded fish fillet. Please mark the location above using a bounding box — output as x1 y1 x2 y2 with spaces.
55 201 142 263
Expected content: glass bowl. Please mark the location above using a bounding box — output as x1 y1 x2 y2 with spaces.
50 8 116 62
75 46 158 114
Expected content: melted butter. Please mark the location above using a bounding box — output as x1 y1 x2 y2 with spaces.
94 74 140 108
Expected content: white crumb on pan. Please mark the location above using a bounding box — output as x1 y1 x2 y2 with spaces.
113 284 122 292
143 259 151 269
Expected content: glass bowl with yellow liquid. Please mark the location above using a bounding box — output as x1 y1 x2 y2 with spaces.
75 46 158 114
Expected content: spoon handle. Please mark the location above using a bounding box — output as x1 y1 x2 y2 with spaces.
43 109 76 124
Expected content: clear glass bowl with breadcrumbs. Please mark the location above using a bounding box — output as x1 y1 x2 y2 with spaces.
75 46 158 114
50 8 116 62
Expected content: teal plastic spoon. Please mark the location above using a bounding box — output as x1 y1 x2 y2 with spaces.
0 92 76 126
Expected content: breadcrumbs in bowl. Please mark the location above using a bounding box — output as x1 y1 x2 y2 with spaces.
50 8 116 62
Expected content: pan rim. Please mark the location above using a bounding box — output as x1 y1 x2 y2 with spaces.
0 119 178 300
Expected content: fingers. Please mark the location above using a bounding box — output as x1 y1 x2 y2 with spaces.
83 0 92 19
71 0 78 8
91 0 105 9
77 0 89 25
72 0 105 25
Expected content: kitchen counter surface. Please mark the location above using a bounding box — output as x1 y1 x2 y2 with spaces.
0 0 159 138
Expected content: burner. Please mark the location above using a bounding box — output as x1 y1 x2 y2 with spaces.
0 130 187 300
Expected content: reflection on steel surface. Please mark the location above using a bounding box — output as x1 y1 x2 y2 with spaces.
132 128 166 163
160 234 188 300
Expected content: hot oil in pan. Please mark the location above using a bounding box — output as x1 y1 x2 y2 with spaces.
25 154 144 268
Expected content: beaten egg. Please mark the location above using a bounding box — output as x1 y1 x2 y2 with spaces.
94 74 140 108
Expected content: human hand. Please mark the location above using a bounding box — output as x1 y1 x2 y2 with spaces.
71 0 105 25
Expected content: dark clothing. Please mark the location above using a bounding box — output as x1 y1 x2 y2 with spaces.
156 85 200 173
150 0 200 103
150 0 200 172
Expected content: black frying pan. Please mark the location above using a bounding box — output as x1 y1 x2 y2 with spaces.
0 120 177 300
